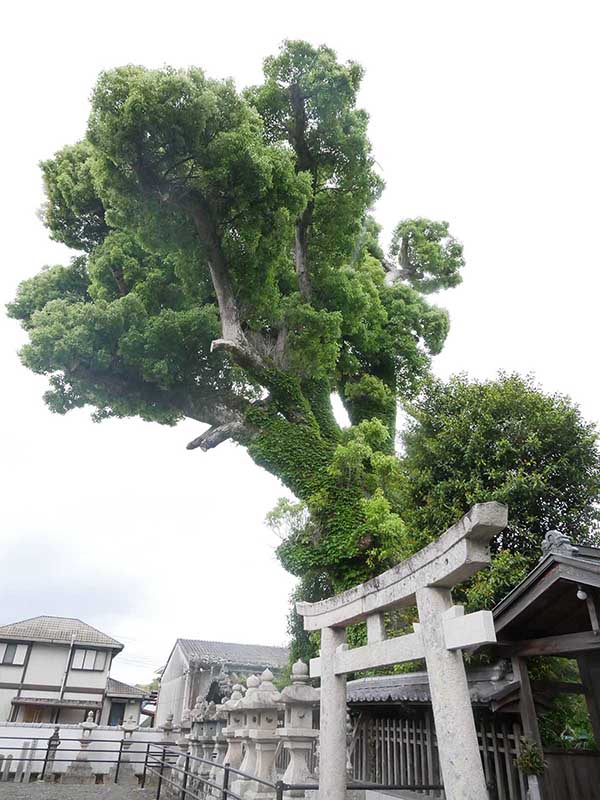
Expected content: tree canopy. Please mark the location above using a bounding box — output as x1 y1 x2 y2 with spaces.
10 42 599 662
8 41 464 595
398 373 600 609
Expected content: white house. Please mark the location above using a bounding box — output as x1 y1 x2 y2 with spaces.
156 639 288 726
0 616 145 726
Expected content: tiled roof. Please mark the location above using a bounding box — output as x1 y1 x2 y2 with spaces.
347 663 513 705
106 677 146 698
177 639 288 668
0 616 123 650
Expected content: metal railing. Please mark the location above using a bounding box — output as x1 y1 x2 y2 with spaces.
0 732 156 782
142 745 444 799
0 731 444 797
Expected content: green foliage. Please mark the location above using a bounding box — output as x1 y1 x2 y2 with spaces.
7 258 89 324
538 694 596 751
136 677 160 693
515 738 546 776
465 550 530 611
40 141 109 252
248 40 383 270
399 373 600 605
528 657 596 750
390 218 464 294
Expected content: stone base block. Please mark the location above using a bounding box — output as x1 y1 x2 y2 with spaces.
61 756 95 785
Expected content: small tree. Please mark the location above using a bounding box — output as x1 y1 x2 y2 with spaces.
399 373 600 608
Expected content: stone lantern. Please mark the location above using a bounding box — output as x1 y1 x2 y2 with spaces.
195 700 220 782
108 714 139 787
221 684 246 771
188 697 208 793
241 669 282 800
278 660 319 795
176 708 192 752
232 674 260 797
208 701 229 796
63 711 98 785
170 708 193 795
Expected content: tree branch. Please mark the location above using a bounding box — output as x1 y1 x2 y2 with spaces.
295 220 312 301
290 83 316 302
210 338 266 375
190 198 243 345
186 420 247 451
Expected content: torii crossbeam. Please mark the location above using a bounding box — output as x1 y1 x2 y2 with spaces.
297 502 508 800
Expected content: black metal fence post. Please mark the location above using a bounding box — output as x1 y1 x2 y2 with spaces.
221 763 230 800
114 738 124 784
180 752 190 799
156 746 166 800
275 779 284 800
141 742 150 789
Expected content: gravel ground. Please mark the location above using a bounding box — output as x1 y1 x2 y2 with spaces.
0 785 157 799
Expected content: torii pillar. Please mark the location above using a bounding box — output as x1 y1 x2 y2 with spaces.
297 502 508 800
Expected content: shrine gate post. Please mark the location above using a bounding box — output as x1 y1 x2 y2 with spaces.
297 502 508 800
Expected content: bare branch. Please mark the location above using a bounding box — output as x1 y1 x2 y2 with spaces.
186 420 247 451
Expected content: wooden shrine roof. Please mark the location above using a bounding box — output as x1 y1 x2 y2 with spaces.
492 537 600 656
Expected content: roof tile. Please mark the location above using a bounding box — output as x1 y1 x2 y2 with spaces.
177 639 288 668
106 677 146 698
0 616 123 649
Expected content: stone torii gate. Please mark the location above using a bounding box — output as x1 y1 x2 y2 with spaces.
297 502 508 800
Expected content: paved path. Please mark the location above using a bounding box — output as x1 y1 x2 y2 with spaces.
0 785 156 799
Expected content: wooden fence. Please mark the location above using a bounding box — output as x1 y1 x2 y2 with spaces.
351 712 528 800
543 750 600 800
274 710 600 800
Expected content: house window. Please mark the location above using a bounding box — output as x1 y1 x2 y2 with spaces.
72 649 107 671
3 644 16 664
0 642 27 666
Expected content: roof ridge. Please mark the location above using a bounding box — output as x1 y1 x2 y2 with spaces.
177 637 287 648
0 616 123 649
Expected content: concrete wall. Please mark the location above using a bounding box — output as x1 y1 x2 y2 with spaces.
24 643 68 687
155 644 187 728
0 722 165 777
0 662 26 685
66 666 109 692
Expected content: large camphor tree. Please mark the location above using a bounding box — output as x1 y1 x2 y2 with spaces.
8 41 465 597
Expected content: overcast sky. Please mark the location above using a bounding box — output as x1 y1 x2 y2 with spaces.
1 1 599 685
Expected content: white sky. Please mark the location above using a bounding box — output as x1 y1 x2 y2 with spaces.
1 0 599 685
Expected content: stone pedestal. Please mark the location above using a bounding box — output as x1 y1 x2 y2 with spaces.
221 684 246 772
278 660 320 797
62 712 98 786
61 753 96 785
209 729 228 797
241 669 281 800
108 714 140 787
245 738 279 800
232 675 260 798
